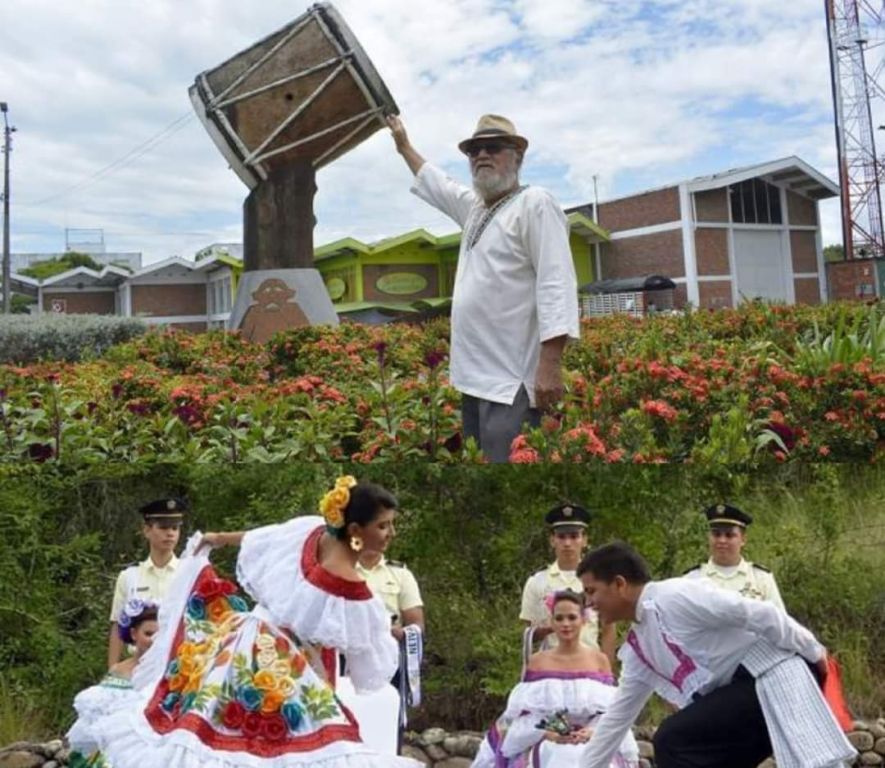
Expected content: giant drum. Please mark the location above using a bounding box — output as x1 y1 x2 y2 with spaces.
189 2 398 189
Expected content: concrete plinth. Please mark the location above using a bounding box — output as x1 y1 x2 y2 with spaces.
228 269 338 343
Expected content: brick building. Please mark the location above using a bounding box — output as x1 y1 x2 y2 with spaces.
574 156 838 308
11 156 839 328
35 255 238 331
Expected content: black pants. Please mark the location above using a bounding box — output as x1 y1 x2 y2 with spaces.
653 667 773 768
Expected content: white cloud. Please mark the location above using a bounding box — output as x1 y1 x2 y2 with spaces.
0 0 864 262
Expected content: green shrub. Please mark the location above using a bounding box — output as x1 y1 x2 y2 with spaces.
0 314 148 364
0 463 882 738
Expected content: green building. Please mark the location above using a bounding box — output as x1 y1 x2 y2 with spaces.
313 212 609 321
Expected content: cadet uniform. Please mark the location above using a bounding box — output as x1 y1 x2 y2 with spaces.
109 498 185 623
520 503 601 650
684 504 786 612
356 556 424 625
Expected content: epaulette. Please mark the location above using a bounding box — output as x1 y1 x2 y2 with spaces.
682 564 702 575
751 563 771 573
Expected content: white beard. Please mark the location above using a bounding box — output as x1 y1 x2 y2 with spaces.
472 166 519 204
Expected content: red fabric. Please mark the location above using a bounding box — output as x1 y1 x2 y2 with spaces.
301 526 373 601
822 657 854 733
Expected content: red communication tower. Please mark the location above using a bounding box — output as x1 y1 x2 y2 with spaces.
826 0 885 259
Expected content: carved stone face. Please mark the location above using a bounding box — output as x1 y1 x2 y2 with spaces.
251 278 296 310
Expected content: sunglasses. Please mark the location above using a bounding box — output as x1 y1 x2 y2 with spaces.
466 141 514 158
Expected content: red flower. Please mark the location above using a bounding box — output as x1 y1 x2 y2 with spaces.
261 713 289 741
641 399 678 422
222 700 246 729
242 711 263 738
197 579 223 600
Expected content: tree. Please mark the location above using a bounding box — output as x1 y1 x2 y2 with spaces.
823 244 845 262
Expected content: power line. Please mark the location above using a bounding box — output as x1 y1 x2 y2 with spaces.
23 111 197 207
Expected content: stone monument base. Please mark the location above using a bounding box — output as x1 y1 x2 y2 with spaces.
228 269 339 344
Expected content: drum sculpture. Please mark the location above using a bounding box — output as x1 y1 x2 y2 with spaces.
189 3 398 340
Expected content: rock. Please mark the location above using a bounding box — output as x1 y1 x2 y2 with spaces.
0 746 30 756
401 745 432 766
876 738 885 756
633 725 656 742
43 762 58 768
420 728 447 747
873 724 885 741
435 759 473 768
637 740 654 759
851 732 876 752
425 745 449 762
638 760 652 768
43 741 63 758
861 752 884 766
53 750 69 765
443 735 482 758
0 752 43 768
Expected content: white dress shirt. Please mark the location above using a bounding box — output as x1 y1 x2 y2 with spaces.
580 578 825 768
411 163 579 406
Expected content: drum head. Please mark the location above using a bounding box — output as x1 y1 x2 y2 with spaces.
191 2 398 188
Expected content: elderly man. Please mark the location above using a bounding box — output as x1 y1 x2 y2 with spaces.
388 114 579 462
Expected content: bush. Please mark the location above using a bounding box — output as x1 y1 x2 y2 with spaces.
2 302 884 464
0 314 147 364
0 462 881 739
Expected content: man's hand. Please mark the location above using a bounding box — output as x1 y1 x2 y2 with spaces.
387 115 426 175
387 115 409 152
535 357 564 411
535 335 567 411
391 625 406 641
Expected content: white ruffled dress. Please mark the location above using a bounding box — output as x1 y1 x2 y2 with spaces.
97 516 420 768
66 672 140 766
471 670 640 768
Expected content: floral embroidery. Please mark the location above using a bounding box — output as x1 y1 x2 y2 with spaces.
156 567 340 742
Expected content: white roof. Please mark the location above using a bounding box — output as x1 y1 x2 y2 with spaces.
685 156 839 199
40 265 131 288
600 155 838 206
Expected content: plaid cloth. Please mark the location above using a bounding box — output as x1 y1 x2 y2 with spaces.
741 639 856 768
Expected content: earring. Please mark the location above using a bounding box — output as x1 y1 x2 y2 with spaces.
350 536 364 553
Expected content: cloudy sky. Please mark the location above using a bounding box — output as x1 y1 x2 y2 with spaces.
0 0 872 264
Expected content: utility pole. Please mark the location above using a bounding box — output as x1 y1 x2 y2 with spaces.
1 102 13 314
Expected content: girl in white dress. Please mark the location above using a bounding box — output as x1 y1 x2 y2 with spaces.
472 590 639 768
66 600 159 767
97 477 419 768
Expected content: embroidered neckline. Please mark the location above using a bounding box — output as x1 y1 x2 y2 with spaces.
464 185 527 250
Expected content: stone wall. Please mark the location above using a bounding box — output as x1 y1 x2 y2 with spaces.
400 721 885 768
3 719 884 768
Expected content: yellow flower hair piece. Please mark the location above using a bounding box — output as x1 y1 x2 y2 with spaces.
320 476 358 530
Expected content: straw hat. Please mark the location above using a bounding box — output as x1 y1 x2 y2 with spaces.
458 114 528 154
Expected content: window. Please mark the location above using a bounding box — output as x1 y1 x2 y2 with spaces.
208 275 233 316
729 179 783 225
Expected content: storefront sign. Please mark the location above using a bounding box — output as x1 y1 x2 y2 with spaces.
375 272 428 296
325 277 347 301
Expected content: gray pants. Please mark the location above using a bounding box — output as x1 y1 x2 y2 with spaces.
461 385 540 463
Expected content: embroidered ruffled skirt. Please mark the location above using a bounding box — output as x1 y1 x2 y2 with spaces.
98 522 419 768
471 670 639 768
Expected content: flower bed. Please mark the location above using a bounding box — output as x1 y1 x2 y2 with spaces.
0 303 883 464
